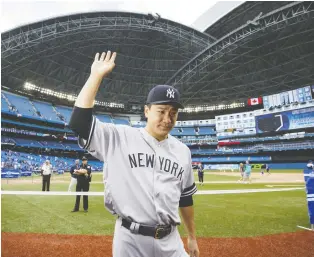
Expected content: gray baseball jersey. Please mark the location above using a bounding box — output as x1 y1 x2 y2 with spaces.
78 116 197 226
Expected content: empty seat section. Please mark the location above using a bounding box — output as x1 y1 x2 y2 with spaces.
55 106 73 123
1 96 10 112
14 138 43 148
171 127 196 136
198 127 215 135
32 101 61 122
96 114 112 123
3 92 36 117
112 117 129 125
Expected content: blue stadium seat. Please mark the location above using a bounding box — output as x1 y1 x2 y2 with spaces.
55 106 73 123
112 117 129 125
171 127 196 136
198 127 215 135
96 114 113 123
1 96 10 112
3 92 36 117
13 138 43 148
32 101 62 122
1 150 103 171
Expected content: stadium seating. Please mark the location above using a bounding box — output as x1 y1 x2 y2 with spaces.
1 95 11 112
95 114 112 123
112 117 130 125
2 92 36 117
2 118 71 133
14 138 43 148
2 89 314 164
32 101 62 122
1 150 103 171
198 127 216 135
1 136 83 151
170 127 196 136
55 106 73 123
192 156 272 163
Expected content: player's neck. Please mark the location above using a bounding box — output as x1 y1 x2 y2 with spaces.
144 126 168 142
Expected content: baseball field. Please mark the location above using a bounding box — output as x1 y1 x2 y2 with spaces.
1 169 313 257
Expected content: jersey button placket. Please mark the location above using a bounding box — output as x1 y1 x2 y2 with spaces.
154 145 162 200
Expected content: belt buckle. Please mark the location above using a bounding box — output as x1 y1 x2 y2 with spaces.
154 227 164 239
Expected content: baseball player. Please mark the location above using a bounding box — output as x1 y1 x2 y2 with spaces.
68 159 79 192
69 51 199 257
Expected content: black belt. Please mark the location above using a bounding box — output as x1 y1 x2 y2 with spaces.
121 218 172 239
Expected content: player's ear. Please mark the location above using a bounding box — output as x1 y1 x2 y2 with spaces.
144 105 150 118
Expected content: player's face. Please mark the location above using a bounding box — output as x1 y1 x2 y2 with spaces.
145 104 178 140
82 160 87 165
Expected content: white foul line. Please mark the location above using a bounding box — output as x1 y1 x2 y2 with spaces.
265 185 305 188
0 187 304 196
297 225 314 231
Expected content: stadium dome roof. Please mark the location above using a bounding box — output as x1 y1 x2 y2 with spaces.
2 2 314 108
1 11 214 106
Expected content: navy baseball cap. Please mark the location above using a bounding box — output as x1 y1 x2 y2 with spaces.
82 156 88 161
146 85 184 109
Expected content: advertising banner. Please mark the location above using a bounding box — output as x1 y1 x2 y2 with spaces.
1 169 20 178
255 107 314 133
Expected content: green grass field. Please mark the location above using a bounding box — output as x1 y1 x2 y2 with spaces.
1 172 309 238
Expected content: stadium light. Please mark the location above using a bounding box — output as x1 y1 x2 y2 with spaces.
180 102 245 113
24 82 124 109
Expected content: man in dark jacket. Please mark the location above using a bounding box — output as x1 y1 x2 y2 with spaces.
71 156 91 213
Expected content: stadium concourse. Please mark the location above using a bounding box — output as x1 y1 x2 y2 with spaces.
1 2 314 257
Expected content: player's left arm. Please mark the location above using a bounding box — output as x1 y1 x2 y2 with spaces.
180 205 199 257
179 151 199 257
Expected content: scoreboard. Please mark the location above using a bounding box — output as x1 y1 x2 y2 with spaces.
255 106 314 133
263 85 313 109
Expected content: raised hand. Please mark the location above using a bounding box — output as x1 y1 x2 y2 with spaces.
91 51 117 78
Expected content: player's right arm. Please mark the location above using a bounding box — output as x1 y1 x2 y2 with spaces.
69 51 119 162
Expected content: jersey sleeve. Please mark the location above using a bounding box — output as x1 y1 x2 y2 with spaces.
180 150 197 198
77 116 124 162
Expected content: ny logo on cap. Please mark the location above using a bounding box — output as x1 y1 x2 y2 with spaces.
166 88 175 98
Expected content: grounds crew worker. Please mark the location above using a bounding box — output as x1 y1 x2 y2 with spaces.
41 160 52 191
71 156 91 213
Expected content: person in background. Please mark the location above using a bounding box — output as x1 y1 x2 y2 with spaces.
68 159 79 192
41 160 53 191
265 163 271 175
238 163 244 182
243 160 252 184
260 163 266 175
307 160 314 170
197 163 204 186
71 156 91 213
